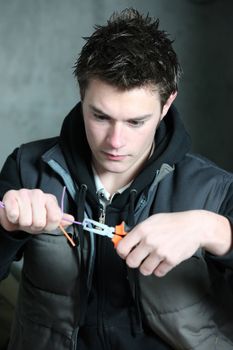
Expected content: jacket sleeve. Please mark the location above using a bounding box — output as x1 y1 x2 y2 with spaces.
206 180 233 269
0 149 30 280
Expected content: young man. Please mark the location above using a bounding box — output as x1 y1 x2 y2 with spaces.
0 8 233 350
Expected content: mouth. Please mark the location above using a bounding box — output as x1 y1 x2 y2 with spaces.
103 152 127 161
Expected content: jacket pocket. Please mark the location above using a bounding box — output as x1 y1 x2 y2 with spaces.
139 249 233 349
8 312 73 350
22 225 81 294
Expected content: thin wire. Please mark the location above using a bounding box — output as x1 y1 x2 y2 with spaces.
63 217 82 225
59 224 76 247
0 195 82 225
60 186 82 225
59 186 77 246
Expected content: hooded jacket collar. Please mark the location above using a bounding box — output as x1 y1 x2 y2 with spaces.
59 102 191 209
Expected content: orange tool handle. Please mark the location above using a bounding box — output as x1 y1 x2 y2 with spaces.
112 221 127 248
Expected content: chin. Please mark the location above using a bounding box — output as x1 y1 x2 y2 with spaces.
104 167 125 174
102 164 128 174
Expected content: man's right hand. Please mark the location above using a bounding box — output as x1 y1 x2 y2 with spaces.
0 189 74 234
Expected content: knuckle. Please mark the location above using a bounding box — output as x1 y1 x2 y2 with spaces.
18 188 30 198
142 235 154 248
164 255 177 267
53 205 62 218
136 223 145 237
126 255 138 268
46 193 58 204
140 265 152 276
3 190 18 205
32 220 46 231
4 189 16 198
31 189 44 198
154 268 165 277
19 218 32 227
49 213 61 224
119 250 129 260
7 212 18 224
116 243 127 258
155 248 165 261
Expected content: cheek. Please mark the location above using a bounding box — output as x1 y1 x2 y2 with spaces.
136 128 156 148
85 122 105 149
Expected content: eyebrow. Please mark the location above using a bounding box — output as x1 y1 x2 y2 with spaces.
89 104 153 121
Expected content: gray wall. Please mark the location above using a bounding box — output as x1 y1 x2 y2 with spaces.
1 0 233 171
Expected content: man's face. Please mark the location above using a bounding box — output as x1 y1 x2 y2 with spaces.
82 79 172 180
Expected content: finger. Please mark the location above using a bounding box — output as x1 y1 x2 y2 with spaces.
60 213 75 228
152 251 185 277
4 189 33 227
139 251 163 276
116 225 143 258
30 190 47 231
124 242 151 269
16 189 34 227
44 194 62 231
0 202 18 232
3 194 20 224
153 259 174 277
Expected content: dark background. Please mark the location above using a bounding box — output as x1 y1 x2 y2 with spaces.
0 0 233 171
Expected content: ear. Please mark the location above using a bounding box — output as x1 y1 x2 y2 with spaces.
161 91 178 118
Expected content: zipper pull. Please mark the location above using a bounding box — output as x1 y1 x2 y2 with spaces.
99 205 106 224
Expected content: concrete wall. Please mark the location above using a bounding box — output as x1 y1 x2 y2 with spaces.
0 0 233 170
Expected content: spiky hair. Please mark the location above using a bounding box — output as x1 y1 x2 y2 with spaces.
74 8 181 106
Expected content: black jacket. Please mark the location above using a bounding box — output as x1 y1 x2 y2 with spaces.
1 103 233 349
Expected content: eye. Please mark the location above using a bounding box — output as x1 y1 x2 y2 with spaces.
127 119 145 127
93 113 108 121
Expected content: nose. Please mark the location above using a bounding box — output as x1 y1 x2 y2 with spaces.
106 123 125 149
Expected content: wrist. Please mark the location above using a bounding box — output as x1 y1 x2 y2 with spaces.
200 210 232 256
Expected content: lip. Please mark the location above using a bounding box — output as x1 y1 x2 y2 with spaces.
103 152 127 161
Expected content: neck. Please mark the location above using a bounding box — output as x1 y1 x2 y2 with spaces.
93 145 155 195
94 168 133 195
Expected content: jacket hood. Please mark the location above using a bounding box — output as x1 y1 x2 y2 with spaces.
59 102 191 209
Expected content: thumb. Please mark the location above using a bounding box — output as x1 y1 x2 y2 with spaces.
60 213 76 228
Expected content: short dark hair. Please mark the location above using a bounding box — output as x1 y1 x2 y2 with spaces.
73 8 181 106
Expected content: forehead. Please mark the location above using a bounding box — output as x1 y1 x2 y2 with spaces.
83 79 161 117
84 78 159 97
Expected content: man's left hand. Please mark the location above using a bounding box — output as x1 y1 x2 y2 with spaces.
116 210 232 277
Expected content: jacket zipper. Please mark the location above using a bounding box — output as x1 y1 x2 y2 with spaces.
97 202 110 349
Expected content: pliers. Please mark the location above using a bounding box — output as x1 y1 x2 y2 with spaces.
0 199 128 248
82 218 128 248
